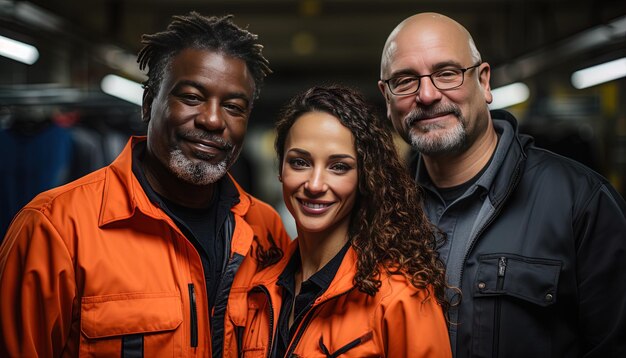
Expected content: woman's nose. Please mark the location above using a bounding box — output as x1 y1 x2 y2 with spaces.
304 169 327 194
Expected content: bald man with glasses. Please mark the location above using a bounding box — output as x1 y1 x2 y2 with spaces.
378 12 626 358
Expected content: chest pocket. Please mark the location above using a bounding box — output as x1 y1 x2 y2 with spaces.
80 292 183 357
473 253 561 305
471 254 562 357
316 331 376 358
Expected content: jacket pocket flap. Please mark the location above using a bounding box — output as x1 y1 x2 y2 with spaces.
227 287 248 327
81 292 183 338
474 254 561 307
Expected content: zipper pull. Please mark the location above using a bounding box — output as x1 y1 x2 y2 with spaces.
498 257 507 277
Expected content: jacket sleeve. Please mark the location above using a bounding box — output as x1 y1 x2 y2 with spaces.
575 183 626 357
0 209 76 357
381 285 452 358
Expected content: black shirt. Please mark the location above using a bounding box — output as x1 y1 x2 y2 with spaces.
273 242 350 357
131 141 239 311
433 135 499 207
437 167 485 206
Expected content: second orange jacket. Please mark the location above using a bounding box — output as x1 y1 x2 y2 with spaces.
227 241 452 357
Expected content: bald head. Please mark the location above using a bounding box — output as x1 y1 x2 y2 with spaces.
380 13 481 79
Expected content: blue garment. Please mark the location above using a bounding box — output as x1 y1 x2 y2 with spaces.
0 123 73 238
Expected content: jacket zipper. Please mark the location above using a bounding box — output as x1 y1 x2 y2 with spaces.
251 286 275 357
211 214 241 358
188 283 198 347
496 257 507 290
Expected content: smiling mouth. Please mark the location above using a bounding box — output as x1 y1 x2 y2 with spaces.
299 199 334 214
186 137 224 149
180 135 234 158
179 130 231 148
302 201 331 209
408 112 452 126
184 140 223 157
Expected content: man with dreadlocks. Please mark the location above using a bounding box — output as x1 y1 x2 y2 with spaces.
0 12 289 357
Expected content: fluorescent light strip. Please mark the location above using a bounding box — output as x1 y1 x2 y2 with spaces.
489 82 530 110
100 74 143 106
0 35 39 65
571 57 626 89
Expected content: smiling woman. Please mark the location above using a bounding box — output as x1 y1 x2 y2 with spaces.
280 111 358 240
229 85 453 357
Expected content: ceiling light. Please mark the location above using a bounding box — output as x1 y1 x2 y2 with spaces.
571 57 626 89
97 45 146 80
100 74 143 106
291 32 316 56
489 82 530 110
0 35 39 65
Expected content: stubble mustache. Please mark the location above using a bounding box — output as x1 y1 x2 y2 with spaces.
405 104 463 128
177 130 234 151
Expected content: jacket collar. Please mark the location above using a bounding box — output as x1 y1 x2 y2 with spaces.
487 110 529 207
318 246 357 300
99 136 251 227
251 239 358 300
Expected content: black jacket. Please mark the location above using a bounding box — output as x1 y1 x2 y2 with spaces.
419 110 626 358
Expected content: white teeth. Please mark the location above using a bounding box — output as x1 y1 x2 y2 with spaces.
302 201 329 209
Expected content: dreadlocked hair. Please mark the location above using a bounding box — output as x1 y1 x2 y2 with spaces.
137 12 271 104
275 85 450 313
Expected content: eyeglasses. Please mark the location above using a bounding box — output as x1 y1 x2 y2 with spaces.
382 63 482 96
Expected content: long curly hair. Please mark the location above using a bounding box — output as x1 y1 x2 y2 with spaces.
137 12 271 112
275 85 449 310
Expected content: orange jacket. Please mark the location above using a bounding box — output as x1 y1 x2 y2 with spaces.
227 241 452 358
0 136 290 357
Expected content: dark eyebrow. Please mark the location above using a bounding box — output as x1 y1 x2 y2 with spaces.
287 148 355 161
431 60 465 71
388 60 465 78
172 79 204 92
286 148 311 156
173 79 251 106
329 154 356 161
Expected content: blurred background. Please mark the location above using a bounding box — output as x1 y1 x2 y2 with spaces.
1 0 626 238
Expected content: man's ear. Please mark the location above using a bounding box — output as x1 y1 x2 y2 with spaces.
478 63 493 104
377 80 390 103
142 87 153 123
377 80 394 122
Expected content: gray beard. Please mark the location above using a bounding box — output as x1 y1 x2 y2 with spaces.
409 119 467 155
168 148 234 185
404 104 467 155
